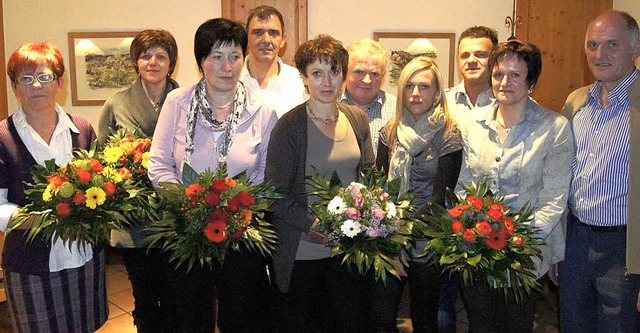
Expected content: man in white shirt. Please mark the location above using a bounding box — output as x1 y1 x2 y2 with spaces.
240 5 306 118
341 39 397 154
446 26 498 122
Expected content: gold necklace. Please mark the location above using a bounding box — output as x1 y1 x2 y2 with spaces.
307 103 338 125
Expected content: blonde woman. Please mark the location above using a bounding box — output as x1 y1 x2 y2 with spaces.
375 56 462 332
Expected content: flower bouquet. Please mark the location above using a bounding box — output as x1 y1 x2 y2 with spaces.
307 168 415 284
144 164 281 270
15 145 140 249
421 180 544 298
100 128 161 223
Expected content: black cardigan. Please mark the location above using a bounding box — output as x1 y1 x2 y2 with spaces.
0 114 96 275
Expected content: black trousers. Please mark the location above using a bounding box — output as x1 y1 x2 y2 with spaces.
165 251 274 333
275 257 369 333
121 247 179 333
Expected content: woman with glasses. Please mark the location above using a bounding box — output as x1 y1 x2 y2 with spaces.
97 29 179 333
375 56 462 333
0 41 107 332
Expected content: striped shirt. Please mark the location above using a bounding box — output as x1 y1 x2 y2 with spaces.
569 69 639 226
341 90 397 155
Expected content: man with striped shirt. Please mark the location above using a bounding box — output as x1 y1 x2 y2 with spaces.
560 10 640 332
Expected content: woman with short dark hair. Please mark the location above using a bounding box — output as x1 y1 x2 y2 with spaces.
97 28 180 333
265 34 374 332
457 40 573 332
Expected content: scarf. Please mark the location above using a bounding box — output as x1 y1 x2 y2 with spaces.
389 106 445 193
184 78 246 166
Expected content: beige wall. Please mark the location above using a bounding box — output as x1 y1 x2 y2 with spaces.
3 0 636 128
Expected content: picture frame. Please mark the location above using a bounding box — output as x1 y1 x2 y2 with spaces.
373 32 456 94
68 31 140 106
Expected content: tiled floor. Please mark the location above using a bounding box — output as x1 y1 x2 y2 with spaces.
0 249 560 332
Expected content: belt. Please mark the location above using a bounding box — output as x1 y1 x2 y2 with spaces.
570 212 627 233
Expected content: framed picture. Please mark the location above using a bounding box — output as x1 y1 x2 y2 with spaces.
373 32 456 94
68 31 140 106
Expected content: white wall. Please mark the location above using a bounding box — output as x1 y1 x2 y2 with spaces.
3 0 634 128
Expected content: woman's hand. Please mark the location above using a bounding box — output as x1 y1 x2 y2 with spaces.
8 210 38 230
306 218 328 244
391 252 409 277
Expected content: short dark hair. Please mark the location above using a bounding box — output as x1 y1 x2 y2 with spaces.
294 34 349 81
459 26 499 47
489 39 542 88
130 29 178 75
194 18 247 73
246 5 285 33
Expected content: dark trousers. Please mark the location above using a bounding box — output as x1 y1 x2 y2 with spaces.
559 212 640 333
121 247 178 333
437 272 460 333
368 261 441 333
275 257 368 333
460 279 540 333
166 251 273 333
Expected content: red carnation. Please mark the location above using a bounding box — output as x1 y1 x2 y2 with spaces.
76 168 92 182
227 196 240 212
204 192 221 207
448 204 469 219
462 229 476 242
56 202 72 216
207 209 228 225
475 221 492 237
73 190 86 204
188 195 198 206
467 195 484 210
486 231 508 250
103 182 116 196
205 221 228 243
451 220 463 234
89 158 104 172
502 217 515 236
486 208 503 221
209 180 228 193
185 184 205 196
235 191 255 206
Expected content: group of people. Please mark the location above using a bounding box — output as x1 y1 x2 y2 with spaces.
0 5 639 333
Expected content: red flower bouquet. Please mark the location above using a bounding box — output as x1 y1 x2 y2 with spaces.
145 164 281 270
15 146 140 249
421 180 544 297
100 129 161 223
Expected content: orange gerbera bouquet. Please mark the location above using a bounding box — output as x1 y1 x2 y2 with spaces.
15 146 139 249
145 164 281 270
421 180 544 298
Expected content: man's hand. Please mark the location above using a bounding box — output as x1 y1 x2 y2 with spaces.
8 211 38 230
636 289 640 312
548 263 559 286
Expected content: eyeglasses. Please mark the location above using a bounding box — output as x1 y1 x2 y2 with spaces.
16 73 56 85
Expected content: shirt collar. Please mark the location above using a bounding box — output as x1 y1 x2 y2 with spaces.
340 89 386 108
588 69 639 105
14 104 80 136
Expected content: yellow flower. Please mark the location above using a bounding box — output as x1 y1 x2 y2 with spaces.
85 187 106 209
101 166 123 183
104 146 125 164
141 152 150 169
121 142 135 155
43 183 54 202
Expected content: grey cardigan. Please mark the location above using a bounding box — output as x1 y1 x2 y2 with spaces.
265 102 375 292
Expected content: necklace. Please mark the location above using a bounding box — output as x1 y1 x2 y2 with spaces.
496 119 511 134
307 103 338 125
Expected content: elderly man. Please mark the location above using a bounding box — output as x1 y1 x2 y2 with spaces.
560 10 640 332
445 26 497 121
341 39 397 153
240 5 306 118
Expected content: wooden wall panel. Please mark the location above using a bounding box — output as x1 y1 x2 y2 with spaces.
517 0 612 112
222 0 307 66
0 0 7 121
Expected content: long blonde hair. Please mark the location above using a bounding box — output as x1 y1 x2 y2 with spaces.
388 56 453 147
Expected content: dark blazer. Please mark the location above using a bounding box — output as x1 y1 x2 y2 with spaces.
264 102 375 292
0 114 96 275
